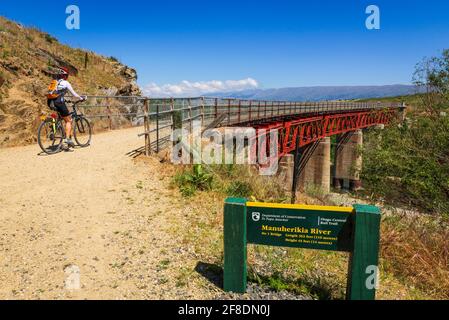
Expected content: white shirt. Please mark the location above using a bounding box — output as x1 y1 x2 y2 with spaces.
56 80 81 99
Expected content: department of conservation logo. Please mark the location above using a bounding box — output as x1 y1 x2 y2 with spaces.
252 212 261 222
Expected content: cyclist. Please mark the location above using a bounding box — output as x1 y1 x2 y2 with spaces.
47 67 86 148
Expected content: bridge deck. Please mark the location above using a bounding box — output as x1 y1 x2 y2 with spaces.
71 95 403 154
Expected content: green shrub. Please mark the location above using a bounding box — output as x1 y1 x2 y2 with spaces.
362 49 449 216
362 115 449 215
226 180 252 198
43 33 58 44
173 165 213 197
2 49 9 59
179 185 196 197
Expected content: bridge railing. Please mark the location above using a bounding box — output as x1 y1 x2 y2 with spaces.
73 95 146 130
66 95 402 155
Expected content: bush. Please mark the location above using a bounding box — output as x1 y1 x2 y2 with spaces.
362 115 449 215
2 49 9 59
179 185 196 198
173 165 213 197
226 181 253 198
43 33 58 44
362 49 449 216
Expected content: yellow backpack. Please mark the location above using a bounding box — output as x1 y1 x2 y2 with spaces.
47 79 61 99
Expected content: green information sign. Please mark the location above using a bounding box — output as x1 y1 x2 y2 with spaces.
223 198 382 300
246 203 353 252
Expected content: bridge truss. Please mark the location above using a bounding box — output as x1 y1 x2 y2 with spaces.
252 108 399 160
73 95 403 159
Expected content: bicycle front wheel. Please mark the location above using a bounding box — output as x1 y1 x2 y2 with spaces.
38 120 64 154
74 117 92 147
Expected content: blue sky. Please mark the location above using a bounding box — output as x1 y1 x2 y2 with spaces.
1 0 449 95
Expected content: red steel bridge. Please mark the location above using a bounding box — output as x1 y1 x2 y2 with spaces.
142 97 403 201
80 96 404 200
78 96 403 156
138 97 404 157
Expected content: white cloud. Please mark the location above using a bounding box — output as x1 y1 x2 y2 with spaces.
142 78 259 97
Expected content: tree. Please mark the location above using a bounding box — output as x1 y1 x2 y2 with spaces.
361 50 449 216
413 49 449 114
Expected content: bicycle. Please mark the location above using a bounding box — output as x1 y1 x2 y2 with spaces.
38 100 92 155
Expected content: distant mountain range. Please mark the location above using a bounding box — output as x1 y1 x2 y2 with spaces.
213 85 422 101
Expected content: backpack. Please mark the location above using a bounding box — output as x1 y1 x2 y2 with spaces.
47 79 61 99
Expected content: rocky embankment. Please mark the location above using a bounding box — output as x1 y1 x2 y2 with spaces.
0 16 141 147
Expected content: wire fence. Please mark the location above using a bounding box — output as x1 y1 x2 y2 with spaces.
71 95 402 156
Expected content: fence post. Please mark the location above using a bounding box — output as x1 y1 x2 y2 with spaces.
188 98 193 135
223 198 248 293
215 98 218 120
106 96 112 130
201 97 205 128
347 204 381 300
238 100 241 124
171 98 175 131
228 99 231 126
84 52 89 69
156 103 160 154
144 98 151 156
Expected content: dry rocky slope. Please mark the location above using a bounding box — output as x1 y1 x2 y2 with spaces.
0 16 141 147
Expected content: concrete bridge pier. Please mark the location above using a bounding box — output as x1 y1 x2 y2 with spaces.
279 154 294 192
282 138 332 199
399 103 407 122
333 130 363 191
299 137 331 193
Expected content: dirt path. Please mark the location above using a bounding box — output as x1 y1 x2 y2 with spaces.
0 127 217 300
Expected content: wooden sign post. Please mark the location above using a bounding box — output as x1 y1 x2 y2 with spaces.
223 198 381 300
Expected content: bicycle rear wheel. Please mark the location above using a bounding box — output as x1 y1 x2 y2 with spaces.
38 120 64 154
73 117 92 147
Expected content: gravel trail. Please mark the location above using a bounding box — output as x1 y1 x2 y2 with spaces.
0 127 308 300
0 127 180 299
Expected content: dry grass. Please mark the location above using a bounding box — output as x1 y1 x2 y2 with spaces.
209 164 289 203
0 16 128 93
381 215 449 299
168 163 442 299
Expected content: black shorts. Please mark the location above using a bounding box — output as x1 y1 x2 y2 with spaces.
47 99 70 118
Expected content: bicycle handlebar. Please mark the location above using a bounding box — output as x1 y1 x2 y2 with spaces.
71 98 87 106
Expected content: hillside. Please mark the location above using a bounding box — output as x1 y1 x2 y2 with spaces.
0 16 141 147
214 85 422 101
